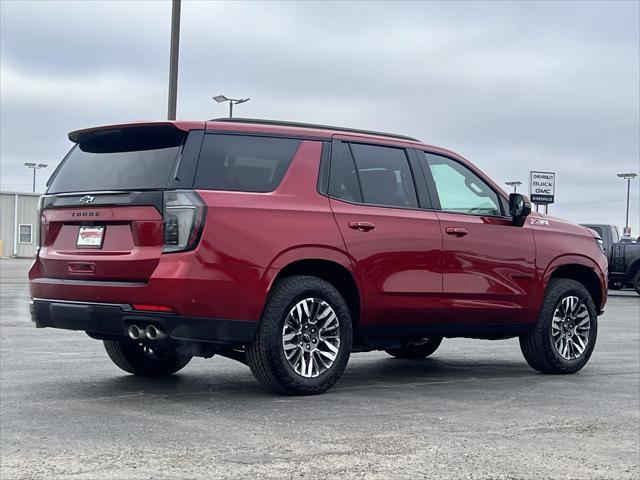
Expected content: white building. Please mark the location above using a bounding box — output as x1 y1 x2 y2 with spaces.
0 191 41 257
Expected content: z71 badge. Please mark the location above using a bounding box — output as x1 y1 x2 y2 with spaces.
530 219 549 226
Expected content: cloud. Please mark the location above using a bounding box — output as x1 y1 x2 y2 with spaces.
1 0 638 232
1 65 164 112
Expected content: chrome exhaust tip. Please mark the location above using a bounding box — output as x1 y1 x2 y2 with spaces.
128 324 143 340
145 325 167 340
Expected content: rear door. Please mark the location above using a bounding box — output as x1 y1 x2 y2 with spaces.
38 125 202 281
418 151 537 324
328 138 443 326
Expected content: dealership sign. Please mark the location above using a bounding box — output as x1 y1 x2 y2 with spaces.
529 171 555 204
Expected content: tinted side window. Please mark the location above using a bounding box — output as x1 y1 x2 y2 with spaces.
195 135 301 192
329 141 362 202
423 153 501 216
350 143 418 208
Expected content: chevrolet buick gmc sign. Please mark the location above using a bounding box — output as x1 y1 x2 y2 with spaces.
529 171 555 204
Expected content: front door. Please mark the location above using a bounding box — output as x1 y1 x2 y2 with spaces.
419 151 537 324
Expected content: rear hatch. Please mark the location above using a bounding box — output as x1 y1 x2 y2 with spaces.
38 123 205 282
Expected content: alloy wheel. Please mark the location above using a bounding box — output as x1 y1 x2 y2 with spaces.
551 295 591 360
282 298 341 378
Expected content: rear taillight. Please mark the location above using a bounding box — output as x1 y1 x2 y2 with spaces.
162 191 206 253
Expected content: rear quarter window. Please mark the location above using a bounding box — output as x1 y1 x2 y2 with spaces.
195 134 301 192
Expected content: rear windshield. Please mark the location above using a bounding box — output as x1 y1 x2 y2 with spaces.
48 126 184 193
195 134 301 192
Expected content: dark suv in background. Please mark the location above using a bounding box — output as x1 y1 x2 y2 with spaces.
30 118 608 395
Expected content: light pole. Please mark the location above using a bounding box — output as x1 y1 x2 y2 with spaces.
617 172 638 234
24 163 48 193
505 181 522 194
167 0 181 120
213 95 250 118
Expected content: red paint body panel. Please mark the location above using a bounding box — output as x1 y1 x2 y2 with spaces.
30 120 608 336
529 213 608 311
193 141 345 270
330 199 443 325
436 212 538 323
38 206 163 281
30 253 272 320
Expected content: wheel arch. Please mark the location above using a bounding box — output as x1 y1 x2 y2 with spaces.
269 255 362 327
626 258 640 277
544 256 605 313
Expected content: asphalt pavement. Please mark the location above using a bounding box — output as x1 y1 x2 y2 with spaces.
1 258 638 479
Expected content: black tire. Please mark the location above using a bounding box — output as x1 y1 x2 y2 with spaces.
385 337 443 359
519 278 598 374
103 340 192 376
633 271 640 296
246 276 352 395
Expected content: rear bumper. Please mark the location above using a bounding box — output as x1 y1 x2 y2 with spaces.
29 253 277 321
30 298 258 345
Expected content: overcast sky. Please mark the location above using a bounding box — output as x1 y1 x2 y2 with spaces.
1 0 639 233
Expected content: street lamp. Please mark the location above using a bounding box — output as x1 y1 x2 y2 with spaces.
505 181 522 193
617 172 638 235
213 95 250 118
24 163 48 193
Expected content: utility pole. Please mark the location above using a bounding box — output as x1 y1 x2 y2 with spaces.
617 172 638 234
167 0 181 120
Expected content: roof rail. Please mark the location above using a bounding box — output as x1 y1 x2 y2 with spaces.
208 118 420 142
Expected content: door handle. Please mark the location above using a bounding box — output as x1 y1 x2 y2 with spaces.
445 227 469 237
348 221 376 232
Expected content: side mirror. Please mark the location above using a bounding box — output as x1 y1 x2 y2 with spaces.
509 193 531 227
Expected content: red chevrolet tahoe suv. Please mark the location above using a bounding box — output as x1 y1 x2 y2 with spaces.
29 118 608 395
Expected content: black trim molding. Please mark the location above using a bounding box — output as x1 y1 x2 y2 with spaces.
30 299 258 345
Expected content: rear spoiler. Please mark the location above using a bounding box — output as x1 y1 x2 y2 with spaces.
68 121 205 143
68 124 190 154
